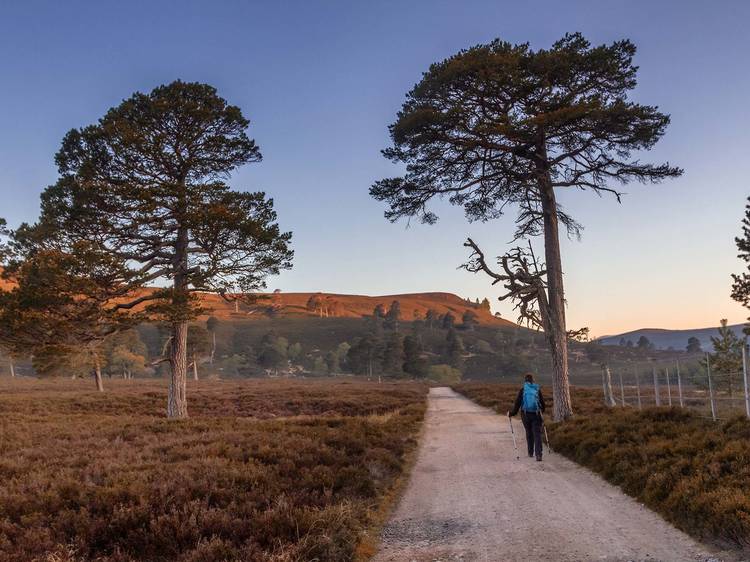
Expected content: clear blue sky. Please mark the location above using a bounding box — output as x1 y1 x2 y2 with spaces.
1 1 748 336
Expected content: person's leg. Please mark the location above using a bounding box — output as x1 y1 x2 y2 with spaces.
532 414 543 460
521 413 534 457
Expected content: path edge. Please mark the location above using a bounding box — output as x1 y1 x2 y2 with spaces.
355 391 433 561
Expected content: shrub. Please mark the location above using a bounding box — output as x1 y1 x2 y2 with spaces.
0 378 427 561
427 364 462 384
549 408 750 549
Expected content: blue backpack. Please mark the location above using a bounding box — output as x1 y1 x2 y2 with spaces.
522 382 540 412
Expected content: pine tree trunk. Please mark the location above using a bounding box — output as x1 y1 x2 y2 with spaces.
539 171 573 421
94 355 104 392
210 332 216 365
168 222 190 419
168 320 189 418
192 353 199 381
9 359 15 378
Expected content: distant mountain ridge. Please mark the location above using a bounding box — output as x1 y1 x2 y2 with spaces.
598 322 747 351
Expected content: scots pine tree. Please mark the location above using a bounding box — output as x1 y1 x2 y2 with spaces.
686 336 702 353
462 310 479 331
382 332 405 375
206 316 219 365
731 196 750 334
187 325 211 380
708 319 745 396
446 328 465 370
371 34 681 420
403 335 428 378
385 300 401 331
637 335 654 350
25 81 292 417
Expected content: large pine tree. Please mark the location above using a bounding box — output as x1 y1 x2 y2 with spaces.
21 81 292 417
371 33 681 420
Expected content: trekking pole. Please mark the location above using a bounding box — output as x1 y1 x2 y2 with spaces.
536 391 551 455
540 412 552 454
507 413 520 460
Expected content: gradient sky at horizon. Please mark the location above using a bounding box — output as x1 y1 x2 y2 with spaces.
0 0 748 337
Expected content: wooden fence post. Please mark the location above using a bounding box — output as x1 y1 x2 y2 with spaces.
676 360 684 408
605 365 616 407
601 367 609 406
707 353 717 421
653 365 661 406
666 367 672 407
742 344 750 420
635 367 642 409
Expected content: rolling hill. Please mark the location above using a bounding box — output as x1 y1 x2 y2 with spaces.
598 322 746 351
0 270 513 327
196 290 514 326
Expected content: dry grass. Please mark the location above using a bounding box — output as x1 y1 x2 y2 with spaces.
452 381 607 416
550 408 750 550
0 378 427 561
0 377 425 418
453 382 750 550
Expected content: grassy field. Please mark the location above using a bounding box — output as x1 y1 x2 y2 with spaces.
0 378 427 561
452 381 608 416
453 382 750 550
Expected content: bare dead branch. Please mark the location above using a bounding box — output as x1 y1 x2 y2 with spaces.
463 237 551 331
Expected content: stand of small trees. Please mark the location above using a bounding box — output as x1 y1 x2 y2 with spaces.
0 247 145 391
307 293 339 317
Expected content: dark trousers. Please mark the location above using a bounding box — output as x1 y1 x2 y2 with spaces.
521 411 543 458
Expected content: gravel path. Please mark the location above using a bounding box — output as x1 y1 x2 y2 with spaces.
373 387 723 562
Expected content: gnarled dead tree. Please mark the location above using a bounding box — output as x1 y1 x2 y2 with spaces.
464 239 547 330
464 237 575 419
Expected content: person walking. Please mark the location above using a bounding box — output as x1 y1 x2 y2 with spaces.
508 373 546 461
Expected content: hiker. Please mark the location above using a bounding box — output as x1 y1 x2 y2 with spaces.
508 373 546 461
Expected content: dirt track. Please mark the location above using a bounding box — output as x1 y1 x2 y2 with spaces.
373 387 722 562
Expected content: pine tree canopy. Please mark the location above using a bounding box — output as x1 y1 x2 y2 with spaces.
370 33 682 238
731 196 750 327
18 80 292 322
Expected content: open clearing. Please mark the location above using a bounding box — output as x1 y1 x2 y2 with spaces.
374 387 721 562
